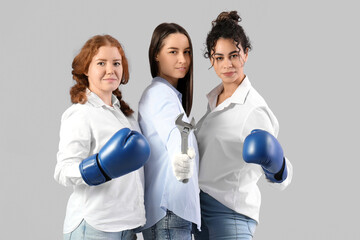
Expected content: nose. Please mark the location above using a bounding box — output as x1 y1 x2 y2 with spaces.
178 53 187 64
224 58 233 69
106 64 114 75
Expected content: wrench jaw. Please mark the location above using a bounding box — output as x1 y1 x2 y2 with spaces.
175 113 185 127
190 117 196 128
175 113 196 131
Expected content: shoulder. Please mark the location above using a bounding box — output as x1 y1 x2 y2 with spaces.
246 86 269 109
139 81 178 108
245 85 278 122
241 105 279 139
61 103 91 123
141 81 173 99
244 86 278 125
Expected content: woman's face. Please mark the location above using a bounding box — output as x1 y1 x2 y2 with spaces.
211 38 248 86
156 33 191 87
86 46 123 98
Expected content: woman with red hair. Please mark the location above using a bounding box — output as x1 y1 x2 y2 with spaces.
55 35 147 240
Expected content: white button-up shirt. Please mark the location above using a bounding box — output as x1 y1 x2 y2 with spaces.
54 90 146 233
195 76 293 223
138 77 201 230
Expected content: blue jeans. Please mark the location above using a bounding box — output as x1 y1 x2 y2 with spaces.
63 219 136 240
142 210 192 240
193 191 257 240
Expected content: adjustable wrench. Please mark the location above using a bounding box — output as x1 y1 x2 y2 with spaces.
175 113 196 183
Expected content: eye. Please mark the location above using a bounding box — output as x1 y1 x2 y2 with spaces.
184 50 191 55
114 62 121 67
215 57 223 61
97 62 105 66
230 54 239 59
169 51 177 54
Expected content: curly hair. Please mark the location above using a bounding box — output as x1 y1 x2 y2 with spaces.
205 11 252 61
70 34 133 116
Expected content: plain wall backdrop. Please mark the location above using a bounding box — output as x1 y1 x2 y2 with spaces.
1 0 359 239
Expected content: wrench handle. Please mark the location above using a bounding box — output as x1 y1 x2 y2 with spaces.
180 132 189 183
181 133 188 154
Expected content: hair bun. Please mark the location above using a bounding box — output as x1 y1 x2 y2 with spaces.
212 11 241 26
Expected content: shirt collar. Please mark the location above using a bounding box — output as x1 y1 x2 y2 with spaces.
86 88 120 108
153 76 182 101
207 75 251 110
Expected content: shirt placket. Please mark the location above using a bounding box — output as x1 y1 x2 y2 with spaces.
107 106 132 129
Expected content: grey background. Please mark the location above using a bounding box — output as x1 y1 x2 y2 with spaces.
0 0 359 239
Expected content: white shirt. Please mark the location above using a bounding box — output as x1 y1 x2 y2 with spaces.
195 76 293 223
138 77 201 230
54 90 146 233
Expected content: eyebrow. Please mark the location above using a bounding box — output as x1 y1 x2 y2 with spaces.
214 50 239 56
167 47 191 50
95 58 122 61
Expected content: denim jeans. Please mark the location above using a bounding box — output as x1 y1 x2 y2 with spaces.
142 210 192 240
193 191 257 240
63 219 136 240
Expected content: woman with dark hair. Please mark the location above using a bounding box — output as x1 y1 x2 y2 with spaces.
138 23 201 239
54 35 150 240
194 11 293 239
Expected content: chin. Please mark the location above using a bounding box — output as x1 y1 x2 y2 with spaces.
177 74 187 79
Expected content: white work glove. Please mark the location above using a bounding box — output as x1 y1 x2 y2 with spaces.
171 147 195 182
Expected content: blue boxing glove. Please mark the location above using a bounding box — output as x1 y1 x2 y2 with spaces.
79 128 150 186
242 129 287 183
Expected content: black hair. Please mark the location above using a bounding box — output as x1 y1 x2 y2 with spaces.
205 11 252 60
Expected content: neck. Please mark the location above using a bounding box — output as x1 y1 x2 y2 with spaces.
90 89 113 106
159 74 178 88
102 96 113 107
222 74 246 95
221 83 238 97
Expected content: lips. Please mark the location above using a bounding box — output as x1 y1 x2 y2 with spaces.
103 78 118 81
176 67 187 71
223 72 235 77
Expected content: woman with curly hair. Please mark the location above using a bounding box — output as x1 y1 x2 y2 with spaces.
194 11 293 239
54 35 150 240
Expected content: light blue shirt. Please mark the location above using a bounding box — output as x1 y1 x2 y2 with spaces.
138 77 201 230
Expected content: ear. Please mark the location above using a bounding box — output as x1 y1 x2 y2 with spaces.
209 55 215 66
243 48 249 63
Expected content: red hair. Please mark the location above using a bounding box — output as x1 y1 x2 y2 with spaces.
70 35 133 116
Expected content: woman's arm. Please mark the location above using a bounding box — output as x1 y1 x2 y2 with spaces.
54 107 91 187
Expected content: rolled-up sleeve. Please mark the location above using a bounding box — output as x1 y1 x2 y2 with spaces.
54 108 90 187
